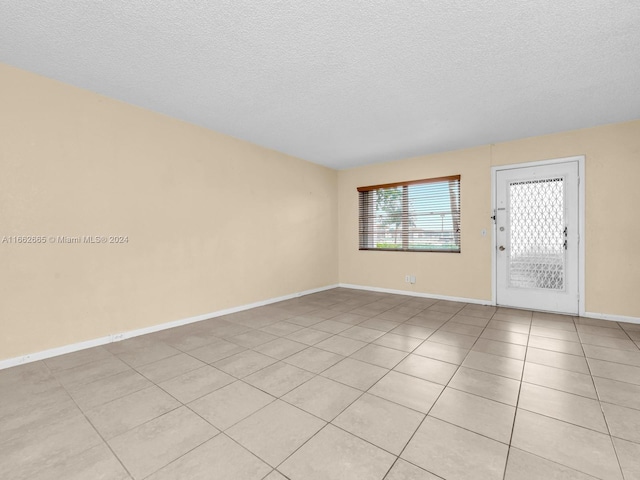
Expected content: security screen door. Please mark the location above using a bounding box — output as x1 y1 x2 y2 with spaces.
495 161 579 314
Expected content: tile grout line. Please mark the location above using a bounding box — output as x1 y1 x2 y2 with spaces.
389 303 505 479
579 316 627 480
271 296 454 479
236 298 464 478
501 310 533 480
39 359 138 480
8 291 637 479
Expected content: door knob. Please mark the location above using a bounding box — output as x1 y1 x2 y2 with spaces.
499 246 505 251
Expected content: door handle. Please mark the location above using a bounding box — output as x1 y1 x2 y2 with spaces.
499 246 505 251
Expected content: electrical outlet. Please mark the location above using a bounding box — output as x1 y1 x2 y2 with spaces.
410 275 416 284
405 275 411 283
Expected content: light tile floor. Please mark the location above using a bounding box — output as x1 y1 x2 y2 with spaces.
1 288 640 479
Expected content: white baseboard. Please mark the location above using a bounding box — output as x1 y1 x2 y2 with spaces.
339 285 640 326
583 311 640 325
338 283 492 306
0 284 339 371
4 283 636 371
0 335 116 372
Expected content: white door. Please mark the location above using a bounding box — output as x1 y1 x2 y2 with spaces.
495 161 579 314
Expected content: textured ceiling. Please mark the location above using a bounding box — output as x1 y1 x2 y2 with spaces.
1 1 639 170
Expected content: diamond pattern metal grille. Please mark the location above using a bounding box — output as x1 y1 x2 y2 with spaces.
508 177 565 290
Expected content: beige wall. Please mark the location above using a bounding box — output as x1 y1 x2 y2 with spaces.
338 146 493 301
2 63 638 363
0 64 338 362
338 120 640 318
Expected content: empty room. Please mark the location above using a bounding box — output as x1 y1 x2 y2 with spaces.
1 2 639 480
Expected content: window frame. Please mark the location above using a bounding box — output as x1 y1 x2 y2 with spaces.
358 175 461 253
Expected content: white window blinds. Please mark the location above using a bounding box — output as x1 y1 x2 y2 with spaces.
358 175 461 252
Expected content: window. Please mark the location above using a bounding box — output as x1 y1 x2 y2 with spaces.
358 175 460 252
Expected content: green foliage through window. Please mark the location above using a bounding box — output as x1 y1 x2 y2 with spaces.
358 176 461 252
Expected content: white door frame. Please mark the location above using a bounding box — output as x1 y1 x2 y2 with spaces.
491 155 586 316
